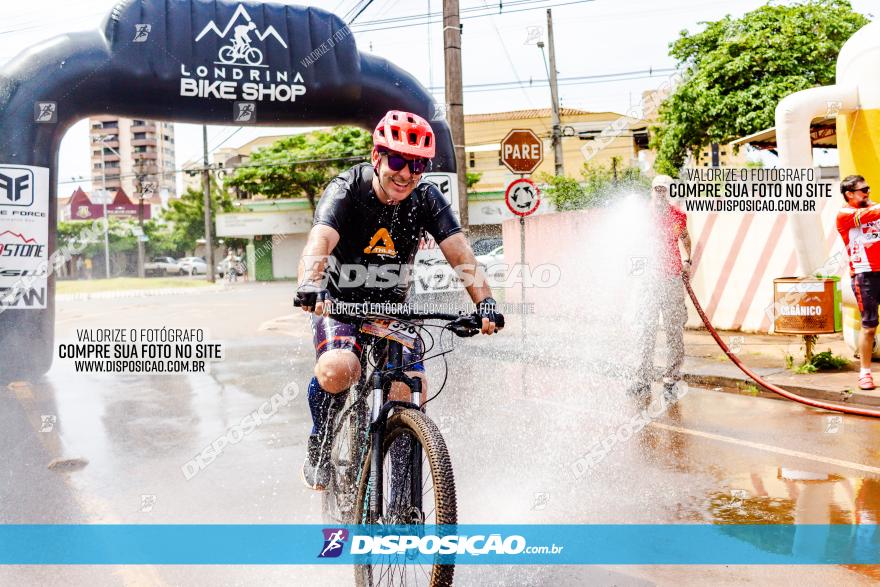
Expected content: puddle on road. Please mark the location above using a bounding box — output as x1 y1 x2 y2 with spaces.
694 465 880 580
707 466 880 525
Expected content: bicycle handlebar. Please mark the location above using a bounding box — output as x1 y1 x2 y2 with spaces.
293 299 504 337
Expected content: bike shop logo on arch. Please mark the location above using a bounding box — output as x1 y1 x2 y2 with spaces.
180 4 307 103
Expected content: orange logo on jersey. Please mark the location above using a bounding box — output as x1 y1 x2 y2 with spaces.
364 228 397 257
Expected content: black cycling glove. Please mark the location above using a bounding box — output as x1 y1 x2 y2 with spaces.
295 281 330 308
475 297 503 329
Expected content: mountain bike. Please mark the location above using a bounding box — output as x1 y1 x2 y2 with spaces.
294 300 502 586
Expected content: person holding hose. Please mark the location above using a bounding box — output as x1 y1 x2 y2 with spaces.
630 174 692 401
836 175 880 390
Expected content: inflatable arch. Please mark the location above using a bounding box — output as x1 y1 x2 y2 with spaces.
0 0 456 379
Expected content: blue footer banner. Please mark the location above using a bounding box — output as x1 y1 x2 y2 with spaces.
1 524 878 564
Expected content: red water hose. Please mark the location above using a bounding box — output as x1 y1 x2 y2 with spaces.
682 274 880 418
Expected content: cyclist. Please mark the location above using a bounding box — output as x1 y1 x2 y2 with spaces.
295 110 503 490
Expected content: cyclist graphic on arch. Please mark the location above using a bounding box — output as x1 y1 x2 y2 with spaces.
218 21 264 66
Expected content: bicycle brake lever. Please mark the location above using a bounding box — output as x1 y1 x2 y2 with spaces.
450 316 480 337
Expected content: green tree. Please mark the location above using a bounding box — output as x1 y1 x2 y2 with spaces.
538 158 650 211
106 217 138 254
143 219 184 257
162 186 235 254
225 126 372 210
57 221 104 258
466 172 483 192
652 0 867 175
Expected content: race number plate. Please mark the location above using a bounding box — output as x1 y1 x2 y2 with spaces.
360 319 418 349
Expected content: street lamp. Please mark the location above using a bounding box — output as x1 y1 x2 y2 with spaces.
92 134 116 279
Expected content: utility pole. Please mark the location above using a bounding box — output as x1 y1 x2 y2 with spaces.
202 125 216 283
546 9 564 176
134 157 147 279
95 135 112 278
443 0 468 231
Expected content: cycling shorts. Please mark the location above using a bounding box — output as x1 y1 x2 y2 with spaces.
310 313 425 372
852 272 880 328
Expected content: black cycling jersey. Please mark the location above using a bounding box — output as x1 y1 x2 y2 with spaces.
313 163 462 303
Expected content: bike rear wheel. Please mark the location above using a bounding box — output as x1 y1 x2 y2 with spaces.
354 409 457 587
218 45 236 63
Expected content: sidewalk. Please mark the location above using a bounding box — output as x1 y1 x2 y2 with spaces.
680 328 880 408
475 312 880 411
56 283 227 301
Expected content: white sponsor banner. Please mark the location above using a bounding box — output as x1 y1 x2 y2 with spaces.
470 201 515 225
776 283 826 293
415 173 464 293
0 164 49 309
421 172 459 216
215 210 313 237
417 172 458 262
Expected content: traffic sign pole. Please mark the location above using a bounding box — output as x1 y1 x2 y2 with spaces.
520 213 527 343
500 130 542 349
505 176 541 345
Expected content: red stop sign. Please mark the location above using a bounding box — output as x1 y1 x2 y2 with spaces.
500 129 544 175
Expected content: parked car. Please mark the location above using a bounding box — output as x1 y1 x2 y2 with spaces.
144 256 181 276
471 237 502 256
476 245 505 279
178 256 208 276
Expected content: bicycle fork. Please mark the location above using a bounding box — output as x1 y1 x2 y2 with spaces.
368 370 383 522
366 347 425 524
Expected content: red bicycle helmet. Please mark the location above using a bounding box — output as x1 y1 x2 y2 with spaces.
373 110 435 158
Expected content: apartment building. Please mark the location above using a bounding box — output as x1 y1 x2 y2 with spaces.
89 117 177 199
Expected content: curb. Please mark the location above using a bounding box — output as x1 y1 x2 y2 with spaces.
466 340 880 411
57 285 227 302
681 372 880 409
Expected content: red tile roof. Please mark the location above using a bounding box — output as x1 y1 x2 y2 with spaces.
464 108 600 122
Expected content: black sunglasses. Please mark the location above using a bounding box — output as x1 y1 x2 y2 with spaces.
854 186 871 194
377 148 431 175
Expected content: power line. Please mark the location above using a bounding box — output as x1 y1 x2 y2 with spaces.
426 67 678 92
331 0 354 15
58 154 372 187
211 127 244 152
348 0 378 24
351 0 595 32
352 0 575 28
175 126 242 169
455 72 677 94
481 0 542 117
371 0 404 22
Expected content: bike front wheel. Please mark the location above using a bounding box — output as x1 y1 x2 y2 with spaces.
245 47 263 65
354 409 457 587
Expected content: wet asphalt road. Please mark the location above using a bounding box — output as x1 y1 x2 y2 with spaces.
2 282 880 586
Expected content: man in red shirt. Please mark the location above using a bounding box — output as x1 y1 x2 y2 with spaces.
631 174 692 401
836 174 880 390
